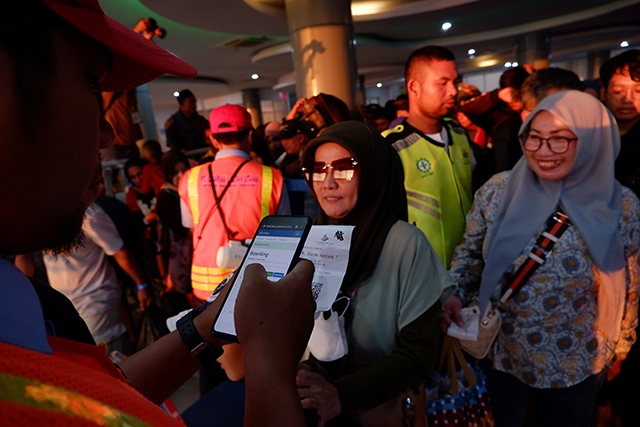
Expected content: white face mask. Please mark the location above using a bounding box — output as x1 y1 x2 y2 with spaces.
307 297 350 362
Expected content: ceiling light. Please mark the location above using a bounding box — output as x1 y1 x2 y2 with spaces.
442 22 452 31
512 62 519 67
173 91 180 97
621 41 629 47
351 1 386 16
251 74 259 80
504 62 512 68
376 82 382 88
478 59 498 68
468 49 476 55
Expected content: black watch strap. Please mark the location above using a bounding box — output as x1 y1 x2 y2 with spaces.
177 310 223 364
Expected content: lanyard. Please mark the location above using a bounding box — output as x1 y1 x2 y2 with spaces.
208 160 249 241
194 160 248 247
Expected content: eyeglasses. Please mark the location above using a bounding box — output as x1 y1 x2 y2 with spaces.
607 87 640 99
303 157 359 182
518 133 577 154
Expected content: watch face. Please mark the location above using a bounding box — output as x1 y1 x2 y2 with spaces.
192 341 221 363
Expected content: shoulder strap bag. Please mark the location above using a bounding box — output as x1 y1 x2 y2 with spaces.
456 210 572 359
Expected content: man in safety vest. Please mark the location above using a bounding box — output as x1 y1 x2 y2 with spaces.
384 45 473 268
179 104 291 303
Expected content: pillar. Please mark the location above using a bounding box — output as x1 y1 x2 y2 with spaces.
587 51 611 79
243 88 263 128
516 32 550 70
284 0 358 118
135 84 158 141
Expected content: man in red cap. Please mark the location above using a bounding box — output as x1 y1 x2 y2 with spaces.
179 104 290 304
0 2 313 426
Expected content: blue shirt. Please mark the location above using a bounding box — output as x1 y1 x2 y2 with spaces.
0 259 52 354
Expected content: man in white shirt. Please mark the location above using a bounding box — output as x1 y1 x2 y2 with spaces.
44 203 150 354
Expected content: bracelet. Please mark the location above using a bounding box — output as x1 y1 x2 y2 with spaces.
137 284 148 290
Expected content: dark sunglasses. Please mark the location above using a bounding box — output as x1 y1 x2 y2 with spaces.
303 157 359 182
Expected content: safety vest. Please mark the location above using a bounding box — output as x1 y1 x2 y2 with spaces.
385 118 473 268
179 156 283 300
0 336 183 427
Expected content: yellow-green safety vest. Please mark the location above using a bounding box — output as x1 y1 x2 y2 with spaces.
386 118 473 268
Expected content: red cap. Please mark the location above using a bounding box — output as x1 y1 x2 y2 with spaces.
210 104 253 134
41 0 197 91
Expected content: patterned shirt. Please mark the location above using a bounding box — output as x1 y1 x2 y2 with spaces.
449 172 640 389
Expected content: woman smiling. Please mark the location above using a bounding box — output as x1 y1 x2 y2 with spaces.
443 90 640 426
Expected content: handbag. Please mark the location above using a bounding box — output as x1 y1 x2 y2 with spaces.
452 210 572 359
426 336 494 427
353 384 426 427
456 305 501 359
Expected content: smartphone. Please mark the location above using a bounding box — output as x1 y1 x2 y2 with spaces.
211 215 312 342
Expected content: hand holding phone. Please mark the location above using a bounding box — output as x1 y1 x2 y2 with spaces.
235 260 315 361
211 215 312 342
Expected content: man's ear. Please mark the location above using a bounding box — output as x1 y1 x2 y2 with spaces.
209 134 220 150
241 130 254 154
407 78 420 99
295 133 308 149
600 86 607 102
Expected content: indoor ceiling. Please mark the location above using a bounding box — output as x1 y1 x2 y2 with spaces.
101 0 640 110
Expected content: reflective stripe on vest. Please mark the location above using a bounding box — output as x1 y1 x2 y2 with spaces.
260 165 272 220
391 119 473 268
191 265 233 291
406 190 442 220
187 164 204 225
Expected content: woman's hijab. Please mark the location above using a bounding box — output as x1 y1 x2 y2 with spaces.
479 90 625 341
301 121 408 290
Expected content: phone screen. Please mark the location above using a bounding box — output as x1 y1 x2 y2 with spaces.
212 215 312 341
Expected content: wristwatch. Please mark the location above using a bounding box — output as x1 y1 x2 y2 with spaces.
177 309 223 364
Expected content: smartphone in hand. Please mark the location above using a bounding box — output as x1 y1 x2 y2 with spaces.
211 215 312 342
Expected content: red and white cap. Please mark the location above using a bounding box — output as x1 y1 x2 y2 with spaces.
209 104 253 134
41 0 197 91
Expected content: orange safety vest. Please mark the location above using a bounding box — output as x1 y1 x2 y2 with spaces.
0 336 183 427
179 156 283 300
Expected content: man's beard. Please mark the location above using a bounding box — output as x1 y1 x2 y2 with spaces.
43 205 88 257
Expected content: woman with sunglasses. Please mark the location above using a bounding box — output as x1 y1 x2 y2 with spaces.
442 90 640 426
297 121 453 426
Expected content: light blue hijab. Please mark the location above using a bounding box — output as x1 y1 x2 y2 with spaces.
478 90 625 341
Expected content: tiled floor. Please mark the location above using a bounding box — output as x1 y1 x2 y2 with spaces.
168 371 201 414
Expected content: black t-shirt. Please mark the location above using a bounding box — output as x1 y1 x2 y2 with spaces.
615 120 640 198
165 111 209 151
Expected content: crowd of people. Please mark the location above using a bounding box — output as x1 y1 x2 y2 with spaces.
2 1 640 427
